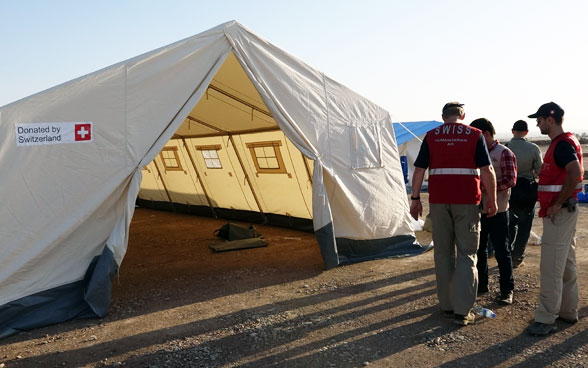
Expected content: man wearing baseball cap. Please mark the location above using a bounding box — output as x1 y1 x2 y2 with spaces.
526 102 584 336
507 120 543 268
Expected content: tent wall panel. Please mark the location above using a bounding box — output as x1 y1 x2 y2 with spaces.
138 162 169 202
184 136 258 211
154 140 209 206
237 131 311 218
284 138 313 219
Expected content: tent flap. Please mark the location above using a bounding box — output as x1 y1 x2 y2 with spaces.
0 246 117 339
336 235 430 265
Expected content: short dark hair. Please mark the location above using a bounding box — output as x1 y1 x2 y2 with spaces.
512 120 528 131
470 118 495 136
442 102 464 118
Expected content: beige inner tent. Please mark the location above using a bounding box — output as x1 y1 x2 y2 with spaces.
139 53 314 223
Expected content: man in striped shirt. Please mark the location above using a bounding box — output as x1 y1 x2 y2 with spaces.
470 118 517 305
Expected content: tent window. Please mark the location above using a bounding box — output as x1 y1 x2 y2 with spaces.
246 141 287 174
349 125 383 169
160 147 183 171
196 145 222 169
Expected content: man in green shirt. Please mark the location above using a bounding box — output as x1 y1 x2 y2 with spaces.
507 120 543 268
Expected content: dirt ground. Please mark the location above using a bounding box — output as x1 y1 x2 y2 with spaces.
2 193 588 368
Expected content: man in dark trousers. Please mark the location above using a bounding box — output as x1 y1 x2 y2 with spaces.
410 102 497 326
526 102 584 336
470 118 516 305
507 120 543 268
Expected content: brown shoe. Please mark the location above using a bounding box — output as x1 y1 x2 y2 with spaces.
454 312 475 326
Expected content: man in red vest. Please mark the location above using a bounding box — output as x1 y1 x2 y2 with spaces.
411 102 497 326
526 102 584 336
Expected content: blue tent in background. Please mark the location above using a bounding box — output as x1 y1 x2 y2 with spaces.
392 120 443 146
392 121 443 189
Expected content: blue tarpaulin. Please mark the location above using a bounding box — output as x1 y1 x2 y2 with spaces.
392 121 442 146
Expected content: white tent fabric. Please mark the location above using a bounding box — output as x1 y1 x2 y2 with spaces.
0 21 423 337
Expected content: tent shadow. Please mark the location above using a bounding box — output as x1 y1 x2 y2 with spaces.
118 294 443 368
2 268 437 367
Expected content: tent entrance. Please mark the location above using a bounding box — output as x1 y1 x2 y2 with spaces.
137 52 314 231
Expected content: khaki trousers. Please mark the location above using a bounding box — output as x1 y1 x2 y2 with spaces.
535 208 579 323
430 203 480 315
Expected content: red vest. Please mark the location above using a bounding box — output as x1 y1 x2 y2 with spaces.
537 132 584 217
426 123 483 204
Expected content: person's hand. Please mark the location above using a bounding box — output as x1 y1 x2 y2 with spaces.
546 203 563 222
410 200 422 220
485 198 498 217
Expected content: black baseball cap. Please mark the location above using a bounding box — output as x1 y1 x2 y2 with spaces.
528 102 564 119
512 120 528 131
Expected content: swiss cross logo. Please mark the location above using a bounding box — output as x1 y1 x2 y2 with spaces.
75 123 92 141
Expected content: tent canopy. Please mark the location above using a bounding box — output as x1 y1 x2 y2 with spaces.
0 21 426 338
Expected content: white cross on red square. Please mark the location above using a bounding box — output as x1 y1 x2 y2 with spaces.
75 123 92 141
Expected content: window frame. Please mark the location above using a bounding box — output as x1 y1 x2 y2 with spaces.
246 140 287 174
159 146 183 171
196 144 223 169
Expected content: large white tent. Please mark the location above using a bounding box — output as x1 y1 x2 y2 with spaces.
0 21 427 338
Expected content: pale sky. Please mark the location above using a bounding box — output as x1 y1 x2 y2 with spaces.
2 0 587 138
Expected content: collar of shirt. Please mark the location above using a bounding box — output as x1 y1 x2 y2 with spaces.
488 140 499 152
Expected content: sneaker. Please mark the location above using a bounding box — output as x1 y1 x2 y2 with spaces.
454 312 475 326
557 316 579 324
527 321 557 336
441 310 454 318
497 291 513 305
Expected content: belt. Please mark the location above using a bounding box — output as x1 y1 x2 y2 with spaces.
429 168 480 176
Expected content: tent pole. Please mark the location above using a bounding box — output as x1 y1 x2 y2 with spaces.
208 84 272 117
152 159 176 212
186 115 228 134
228 134 267 223
176 126 281 139
181 137 218 218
